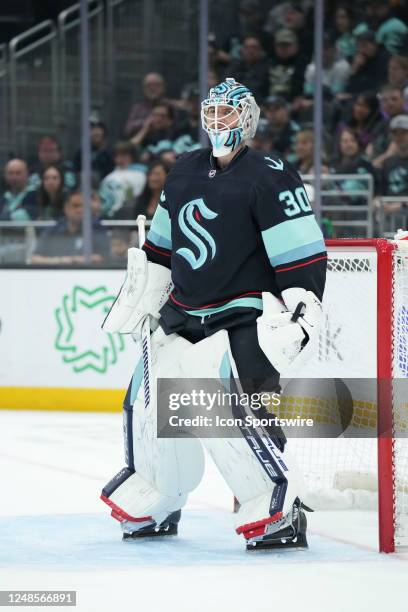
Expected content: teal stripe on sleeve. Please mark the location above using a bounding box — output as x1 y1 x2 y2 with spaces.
147 230 172 250
147 203 172 249
270 240 325 267
261 215 325 266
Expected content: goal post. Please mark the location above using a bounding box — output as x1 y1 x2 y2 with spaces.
327 239 397 553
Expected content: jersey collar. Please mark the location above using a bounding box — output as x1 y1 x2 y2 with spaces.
209 145 249 174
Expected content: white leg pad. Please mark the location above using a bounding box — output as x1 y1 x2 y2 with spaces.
173 330 306 536
107 470 187 527
102 325 206 527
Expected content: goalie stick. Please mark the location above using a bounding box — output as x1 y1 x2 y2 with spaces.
136 215 152 410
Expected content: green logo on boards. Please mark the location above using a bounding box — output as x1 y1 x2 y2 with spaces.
54 285 125 374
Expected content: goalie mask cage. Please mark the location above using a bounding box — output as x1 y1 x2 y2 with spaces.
284 238 408 553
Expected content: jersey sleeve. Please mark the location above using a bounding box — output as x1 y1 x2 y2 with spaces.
142 189 172 269
252 162 327 301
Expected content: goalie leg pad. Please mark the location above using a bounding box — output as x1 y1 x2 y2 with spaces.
179 331 306 541
101 325 206 531
101 466 187 528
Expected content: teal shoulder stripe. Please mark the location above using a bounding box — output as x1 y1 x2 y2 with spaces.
270 239 325 267
147 230 172 250
186 297 263 317
148 203 172 246
261 215 324 261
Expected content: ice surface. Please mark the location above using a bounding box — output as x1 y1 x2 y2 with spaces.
1 411 407 612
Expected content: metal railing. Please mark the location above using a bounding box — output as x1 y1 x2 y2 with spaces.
58 0 105 152
0 169 380 267
9 21 58 157
2 192 408 265
377 197 408 238
0 44 9 162
1 0 197 162
302 173 375 238
0 219 151 265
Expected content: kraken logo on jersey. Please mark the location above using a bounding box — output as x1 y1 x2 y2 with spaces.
176 198 218 269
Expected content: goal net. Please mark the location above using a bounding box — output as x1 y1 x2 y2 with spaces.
279 239 408 552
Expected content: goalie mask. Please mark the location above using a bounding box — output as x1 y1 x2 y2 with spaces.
201 77 260 157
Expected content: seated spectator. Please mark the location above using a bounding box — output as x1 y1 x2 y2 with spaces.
0 159 37 221
263 96 300 159
37 165 66 220
334 5 367 61
340 93 382 149
90 189 104 221
330 128 376 202
135 161 169 219
366 0 408 55
130 103 177 163
264 1 290 34
172 86 201 156
208 33 228 80
368 85 407 167
265 0 314 61
251 118 275 153
216 0 273 65
125 72 169 138
293 129 328 175
347 31 390 96
303 35 351 99
227 36 269 101
276 2 313 61
30 191 110 265
73 121 114 183
110 229 132 263
381 115 408 198
388 55 408 99
29 136 76 191
99 142 147 219
268 28 308 102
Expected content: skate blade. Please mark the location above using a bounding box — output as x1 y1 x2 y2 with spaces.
123 533 178 542
246 543 308 553
246 535 309 553
123 525 178 541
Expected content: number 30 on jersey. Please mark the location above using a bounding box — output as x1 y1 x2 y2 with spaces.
279 187 312 217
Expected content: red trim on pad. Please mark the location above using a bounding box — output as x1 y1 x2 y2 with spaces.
236 512 283 539
100 494 152 524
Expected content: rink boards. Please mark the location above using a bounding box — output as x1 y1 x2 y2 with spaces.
0 268 136 411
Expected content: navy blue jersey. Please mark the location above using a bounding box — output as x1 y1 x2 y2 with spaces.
143 146 326 317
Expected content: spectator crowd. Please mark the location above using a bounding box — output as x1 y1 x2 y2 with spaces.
1 0 408 263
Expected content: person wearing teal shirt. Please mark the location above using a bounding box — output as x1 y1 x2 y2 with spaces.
0 159 37 221
366 0 408 55
334 5 368 60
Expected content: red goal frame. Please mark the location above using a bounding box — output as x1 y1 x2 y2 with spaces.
327 239 396 553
